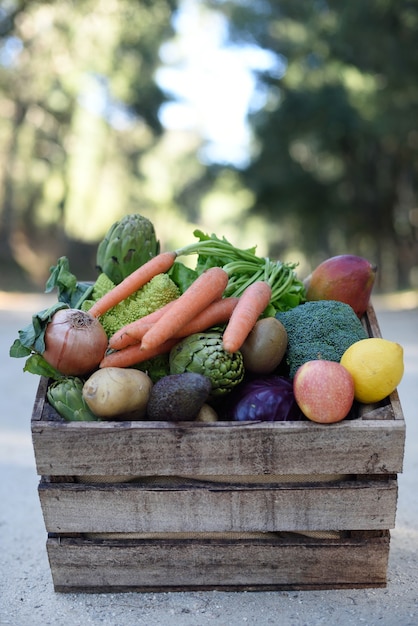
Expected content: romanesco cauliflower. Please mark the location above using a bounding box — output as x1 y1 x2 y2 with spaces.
82 272 180 337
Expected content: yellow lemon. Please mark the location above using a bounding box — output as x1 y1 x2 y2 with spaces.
340 338 404 403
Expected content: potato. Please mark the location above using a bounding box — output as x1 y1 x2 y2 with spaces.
240 317 288 374
82 367 152 419
195 403 219 422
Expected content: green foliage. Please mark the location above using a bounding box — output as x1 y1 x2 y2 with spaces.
1 0 417 293
175 229 306 314
9 300 70 379
10 301 69 358
46 257 93 308
0 0 182 284
207 0 418 290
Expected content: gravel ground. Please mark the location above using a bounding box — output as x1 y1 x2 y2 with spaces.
1 292 417 626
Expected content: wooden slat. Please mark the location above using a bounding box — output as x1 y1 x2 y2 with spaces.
364 301 382 338
38 478 398 534
31 375 48 422
31 414 405 477
46 532 390 592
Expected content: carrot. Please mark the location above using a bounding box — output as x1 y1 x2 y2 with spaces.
222 281 272 353
109 300 177 350
111 296 240 351
172 296 239 338
139 266 229 352
99 338 179 369
88 251 177 318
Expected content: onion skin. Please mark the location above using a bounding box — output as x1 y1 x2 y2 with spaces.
43 309 108 375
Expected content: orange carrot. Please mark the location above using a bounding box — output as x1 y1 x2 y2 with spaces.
222 281 272 353
172 296 239 338
100 338 179 369
139 266 229 352
109 300 177 350
111 296 240 351
88 251 177 318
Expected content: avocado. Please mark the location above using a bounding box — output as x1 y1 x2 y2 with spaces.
146 372 212 421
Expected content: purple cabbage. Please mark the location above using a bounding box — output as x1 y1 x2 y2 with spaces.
219 375 305 422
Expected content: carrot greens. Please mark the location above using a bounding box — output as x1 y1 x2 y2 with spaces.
174 230 305 315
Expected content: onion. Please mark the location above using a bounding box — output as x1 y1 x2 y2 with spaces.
43 309 108 375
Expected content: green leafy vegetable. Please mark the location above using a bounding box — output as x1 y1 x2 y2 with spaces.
276 300 368 378
9 301 69 379
46 256 93 309
10 301 68 356
23 353 63 379
9 257 93 379
96 213 160 285
47 377 99 422
175 230 305 314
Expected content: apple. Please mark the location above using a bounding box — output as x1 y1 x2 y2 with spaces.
303 255 377 318
293 360 355 424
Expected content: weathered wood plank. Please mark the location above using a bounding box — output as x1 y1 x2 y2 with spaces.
31 415 405 477
362 301 382 338
46 532 390 592
38 478 398 534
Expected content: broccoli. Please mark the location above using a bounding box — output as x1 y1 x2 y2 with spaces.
275 300 368 378
82 272 180 337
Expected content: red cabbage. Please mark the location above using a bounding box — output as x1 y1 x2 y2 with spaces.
219 375 305 422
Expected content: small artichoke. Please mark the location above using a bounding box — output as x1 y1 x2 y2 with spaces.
96 214 160 285
47 377 99 422
169 332 244 397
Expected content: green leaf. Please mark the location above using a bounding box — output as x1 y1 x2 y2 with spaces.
23 353 63 379
46 257 77 295
46 256 93 309
9 339 31 358
10 301 68 361
168 261 198 293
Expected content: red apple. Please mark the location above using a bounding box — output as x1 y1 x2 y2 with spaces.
293 360 355 424
303 255 377 318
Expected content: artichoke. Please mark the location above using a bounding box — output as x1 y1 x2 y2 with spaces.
96 214 160 285
169 332 244 397
47 377 99 422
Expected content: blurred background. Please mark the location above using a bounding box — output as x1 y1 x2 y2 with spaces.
0 0 417 294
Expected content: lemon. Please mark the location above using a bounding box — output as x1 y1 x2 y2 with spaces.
340 338 404 403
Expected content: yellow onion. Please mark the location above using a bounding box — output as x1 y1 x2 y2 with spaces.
43 309 108 375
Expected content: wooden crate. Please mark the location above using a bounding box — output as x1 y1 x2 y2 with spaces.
31 304 406 592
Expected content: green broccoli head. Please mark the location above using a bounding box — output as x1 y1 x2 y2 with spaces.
82 272 180 338
276 300 368 378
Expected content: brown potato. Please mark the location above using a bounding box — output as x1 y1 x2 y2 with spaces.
195 403 219 422
82 367 152 419
240 317 288 374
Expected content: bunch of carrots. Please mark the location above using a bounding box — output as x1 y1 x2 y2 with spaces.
87 250 272 369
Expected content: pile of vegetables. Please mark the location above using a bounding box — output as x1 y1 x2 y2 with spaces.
10 213 371 424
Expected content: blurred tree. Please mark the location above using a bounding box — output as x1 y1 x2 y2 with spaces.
206 0 418 290
0 0 182 287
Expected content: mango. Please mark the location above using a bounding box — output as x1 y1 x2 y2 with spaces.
304 255 377 317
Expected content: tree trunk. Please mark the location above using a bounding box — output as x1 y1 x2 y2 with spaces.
0 100 27 262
